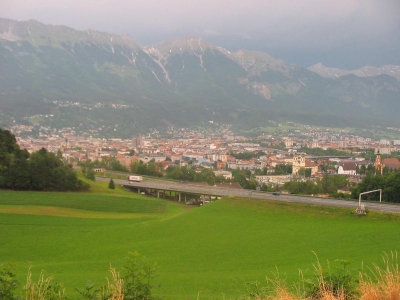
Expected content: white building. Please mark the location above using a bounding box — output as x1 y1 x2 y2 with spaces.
214 171 232 180
337 162 357 175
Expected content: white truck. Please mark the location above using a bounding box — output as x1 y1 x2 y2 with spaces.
127 175 143 182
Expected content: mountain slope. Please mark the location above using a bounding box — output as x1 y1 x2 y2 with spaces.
1 18 400 136
308 62 400 82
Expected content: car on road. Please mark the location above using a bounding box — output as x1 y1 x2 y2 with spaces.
272 192 280 196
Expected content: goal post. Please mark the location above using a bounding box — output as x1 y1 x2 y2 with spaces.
358 189 382 206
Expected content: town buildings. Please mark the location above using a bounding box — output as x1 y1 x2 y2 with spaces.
8 122 400 187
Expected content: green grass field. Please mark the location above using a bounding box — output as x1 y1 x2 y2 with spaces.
1 179 400 299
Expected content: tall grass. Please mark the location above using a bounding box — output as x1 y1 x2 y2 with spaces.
246 252 400 300
24 267 65 300
4 253 400 299
105 265 124 300
358 252 400 300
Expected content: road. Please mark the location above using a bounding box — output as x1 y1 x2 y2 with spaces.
97 177 400 214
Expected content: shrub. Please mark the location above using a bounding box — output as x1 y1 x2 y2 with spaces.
0 263 19 300
76 252 159 300
122 252 159 300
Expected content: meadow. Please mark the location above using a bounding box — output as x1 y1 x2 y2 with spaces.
1 179 400 299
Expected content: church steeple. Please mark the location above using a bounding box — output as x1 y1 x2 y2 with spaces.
375 149 383 175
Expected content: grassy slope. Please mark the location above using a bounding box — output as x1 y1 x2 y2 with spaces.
1 180 400 299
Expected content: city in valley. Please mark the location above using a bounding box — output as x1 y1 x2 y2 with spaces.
8 121 400 194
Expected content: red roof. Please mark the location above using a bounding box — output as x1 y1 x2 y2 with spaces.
382 158 400 166
342 162 356 171
305 159 317 167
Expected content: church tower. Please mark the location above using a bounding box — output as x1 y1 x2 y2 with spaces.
374 149 383 175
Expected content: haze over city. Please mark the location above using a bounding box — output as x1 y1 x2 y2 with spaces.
3 1 400 298
1 0 399 68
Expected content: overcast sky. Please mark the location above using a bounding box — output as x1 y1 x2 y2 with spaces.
1 0 399 68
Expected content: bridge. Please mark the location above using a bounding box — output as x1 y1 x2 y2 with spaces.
100 177 248 202
96 177 400 214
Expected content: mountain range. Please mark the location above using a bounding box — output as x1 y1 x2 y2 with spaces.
1 18 400 137
308 63 400 82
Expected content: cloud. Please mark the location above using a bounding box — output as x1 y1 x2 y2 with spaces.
1 0 398 34
203 29 222 37
0 0 399 67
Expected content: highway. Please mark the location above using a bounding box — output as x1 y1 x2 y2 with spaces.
96 177 400 215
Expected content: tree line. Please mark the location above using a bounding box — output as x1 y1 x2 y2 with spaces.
0 128 88 191
282 175 349 197
352 172 400 202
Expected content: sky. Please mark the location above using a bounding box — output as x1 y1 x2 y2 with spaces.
1 0 399 68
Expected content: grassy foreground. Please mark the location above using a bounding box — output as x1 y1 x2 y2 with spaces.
1 179 400 299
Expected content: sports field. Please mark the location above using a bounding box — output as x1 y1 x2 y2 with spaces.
1 180 400 299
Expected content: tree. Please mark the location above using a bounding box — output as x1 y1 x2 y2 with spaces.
146 162 163 177
359 164 366 174
110 157 129 172
29 148 85 191
122 252 159 300
200 168 216 185
108 178 115 189
298 167 306 177
80 160 96 180
232 169 247 188
318 174 345 194
261 183 276 192
229 151 265 160
351 174 385 201
0 128 30 189
353 172 400 203
215 175 226 183
130 160 140 174
85 169 96 181
166 166 195 181
0 128 88 191
274 164 291 175
246 179 259 190
6 147 30 190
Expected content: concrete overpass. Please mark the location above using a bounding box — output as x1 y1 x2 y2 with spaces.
100 177 249 203
96 177 400 214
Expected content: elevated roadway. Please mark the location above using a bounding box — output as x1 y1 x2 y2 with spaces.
96 177 400 214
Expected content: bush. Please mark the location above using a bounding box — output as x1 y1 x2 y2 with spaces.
0 263 19 300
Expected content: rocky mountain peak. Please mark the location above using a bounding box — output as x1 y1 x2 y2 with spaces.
230 50 296 76
0 17 141 50
144 36 219 61
308 63 352 78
